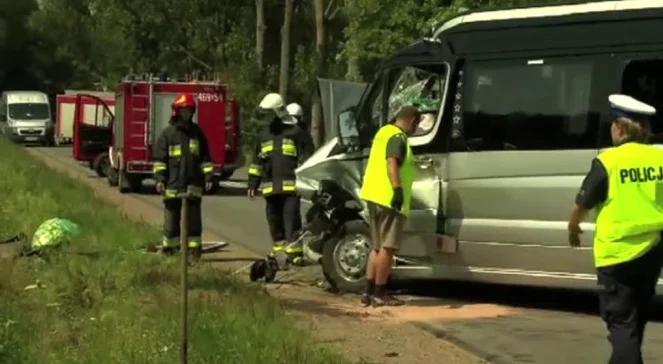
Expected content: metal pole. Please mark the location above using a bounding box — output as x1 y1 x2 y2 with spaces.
179 195 189 364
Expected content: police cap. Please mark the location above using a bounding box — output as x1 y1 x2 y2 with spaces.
609 94 656 121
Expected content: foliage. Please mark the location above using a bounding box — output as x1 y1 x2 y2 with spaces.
0 138 348 363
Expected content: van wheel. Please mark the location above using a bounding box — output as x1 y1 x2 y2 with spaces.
321 220 371 293
107 168 119 186
93 153 110 178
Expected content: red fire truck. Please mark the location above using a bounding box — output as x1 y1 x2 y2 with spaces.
73 80 241 193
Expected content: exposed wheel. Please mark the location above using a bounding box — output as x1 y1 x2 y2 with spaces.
93 153 110 178
321 220 371 293
107 167 119 186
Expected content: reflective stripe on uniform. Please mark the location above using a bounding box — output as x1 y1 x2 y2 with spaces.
282 138 298 157
201 162 213 174
165 189 178 199
189 140 200 155
248 164 262 176
188 237 201 248
168 145 182 157
261 141 274 156
153 162 167 173
261 182 273 196
272 241 286 252
162 236 179 248
282 180 296 192
285 244 303 254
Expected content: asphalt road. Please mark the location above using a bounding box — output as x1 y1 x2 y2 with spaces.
36 146 663 364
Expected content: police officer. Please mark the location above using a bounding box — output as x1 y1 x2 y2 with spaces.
360 105 420 307
569 94 663 364
153 93 214 259
248 93 314 260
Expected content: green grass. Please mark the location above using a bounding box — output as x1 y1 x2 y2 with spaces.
0 139 348 364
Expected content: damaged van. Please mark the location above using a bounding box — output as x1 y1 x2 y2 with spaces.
297 1 663 292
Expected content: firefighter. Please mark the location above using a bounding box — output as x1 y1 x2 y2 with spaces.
286 102 306 131
153 93 214 259
569 94 663 364
248 93 314 261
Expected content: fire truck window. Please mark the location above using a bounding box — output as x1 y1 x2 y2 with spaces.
622 60 663 145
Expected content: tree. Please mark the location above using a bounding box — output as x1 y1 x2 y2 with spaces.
256 0 265 71
310 0 326 146
279 0 295 100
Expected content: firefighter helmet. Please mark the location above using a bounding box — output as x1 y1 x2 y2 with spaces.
171 93 197 116
286 103 304 118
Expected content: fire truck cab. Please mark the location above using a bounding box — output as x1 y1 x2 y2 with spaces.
73 80 241 193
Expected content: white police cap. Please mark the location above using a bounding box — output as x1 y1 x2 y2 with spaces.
609 94 656 119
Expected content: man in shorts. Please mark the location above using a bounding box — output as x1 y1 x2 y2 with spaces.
359 106 421 306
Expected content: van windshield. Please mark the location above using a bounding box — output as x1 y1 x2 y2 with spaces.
9 103 50 120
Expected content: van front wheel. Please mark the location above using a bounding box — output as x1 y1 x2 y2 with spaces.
321 220 371 293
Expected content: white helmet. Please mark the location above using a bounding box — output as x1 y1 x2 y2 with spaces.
286 103 304 118
258 93 295 124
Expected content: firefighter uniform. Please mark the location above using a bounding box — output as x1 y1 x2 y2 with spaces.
153 93 213 254
248 117 314 254
574 95 663 364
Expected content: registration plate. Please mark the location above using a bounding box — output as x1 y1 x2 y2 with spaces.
24 137 39 142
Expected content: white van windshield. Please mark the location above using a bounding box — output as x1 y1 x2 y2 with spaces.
9 103 49 120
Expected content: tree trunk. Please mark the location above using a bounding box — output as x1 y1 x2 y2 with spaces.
255 0 265 71
346 57 361 82
310 0 326 147
279 0 294 99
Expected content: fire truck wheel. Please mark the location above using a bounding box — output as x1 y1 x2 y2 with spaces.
93 153 110 178
107 168 119 187
119 171 142 193
219 169 235 180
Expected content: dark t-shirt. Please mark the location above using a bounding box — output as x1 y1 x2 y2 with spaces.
386 134 407 165
576 158 608 209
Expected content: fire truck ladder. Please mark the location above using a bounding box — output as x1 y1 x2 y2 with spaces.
128 79 154 159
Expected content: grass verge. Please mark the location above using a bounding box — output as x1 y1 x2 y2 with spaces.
0 139 347 364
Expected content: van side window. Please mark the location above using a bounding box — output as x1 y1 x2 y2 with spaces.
387 65 446 136
622 60 663 145
453 59 598 151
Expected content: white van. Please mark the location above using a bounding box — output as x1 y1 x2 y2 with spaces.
0 91 53 145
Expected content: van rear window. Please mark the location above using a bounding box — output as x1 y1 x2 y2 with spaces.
454 59 598 151
9 103 50 120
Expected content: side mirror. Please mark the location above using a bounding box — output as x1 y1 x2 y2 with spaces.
337 107 360 151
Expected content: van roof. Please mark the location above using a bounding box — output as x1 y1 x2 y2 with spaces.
4 91 49 104
435 0 663 36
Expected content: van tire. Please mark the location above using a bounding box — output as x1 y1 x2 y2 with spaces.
321 220 371 293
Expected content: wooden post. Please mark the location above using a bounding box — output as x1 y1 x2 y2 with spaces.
179 195 190 364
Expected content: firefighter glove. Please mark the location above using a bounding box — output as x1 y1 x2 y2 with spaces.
155 182 165 194
391 187 404 212
205 181 214 192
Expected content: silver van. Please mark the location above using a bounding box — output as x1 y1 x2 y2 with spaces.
297 1 663 292
0 91 53 145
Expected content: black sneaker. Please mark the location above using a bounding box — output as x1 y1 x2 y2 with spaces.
161 246 179 256
360 294 372 307
371 294 405 307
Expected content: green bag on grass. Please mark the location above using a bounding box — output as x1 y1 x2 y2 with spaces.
31 218 80 252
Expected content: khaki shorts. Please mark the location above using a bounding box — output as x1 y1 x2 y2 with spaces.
367 202 405 251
